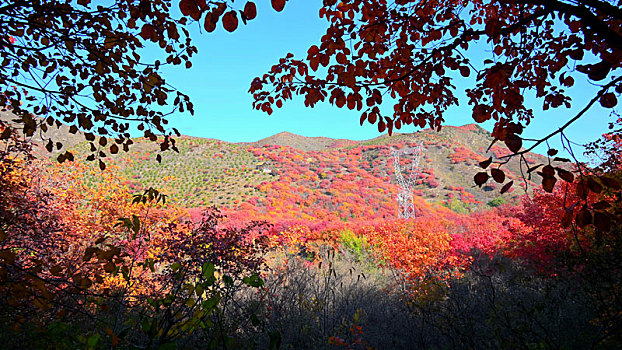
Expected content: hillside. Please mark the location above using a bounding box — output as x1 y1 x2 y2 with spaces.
50 123 550 218
3 111 550 215
0 110 85 155
248 131 355 152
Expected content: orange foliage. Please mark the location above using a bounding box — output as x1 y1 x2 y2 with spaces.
358 218 464 285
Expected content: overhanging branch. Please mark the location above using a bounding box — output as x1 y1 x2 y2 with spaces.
501 75 622 159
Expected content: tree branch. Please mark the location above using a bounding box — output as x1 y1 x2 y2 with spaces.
508 0 622 51
501 75 622 159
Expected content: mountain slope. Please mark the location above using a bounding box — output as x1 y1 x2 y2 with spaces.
250 131 352 152
57 124 549 216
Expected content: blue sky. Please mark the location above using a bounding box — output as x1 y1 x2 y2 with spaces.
158 1 613 160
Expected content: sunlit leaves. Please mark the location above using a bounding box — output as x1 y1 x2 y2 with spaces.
361 220 457 284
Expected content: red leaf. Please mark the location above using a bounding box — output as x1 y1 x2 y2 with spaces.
542 175 556 193
459 66 470 77
104 262 116 273
474 172 489 187
561 210 573 228
593 200 611 210
472 104 491 123
541 165 555 177
506 122 524 135
179 0 192 16
500 180 513 194
179 0 202 20
490 168 505 183
562 76 574 87
204 12 217 32
271 0 286 12
308 45 319 56
368 112 377 124
222 11 238 32
377 121 386 133
479 157 492 169
359 112 367 126
576 208 592 228
600 92 617 108
484 18 502 37
589 61 611 81
140 24 156 41
601 176 620 190
214 2 226 16
244 2 257 20
576 178 588 199
587 177 603 194
336 52 347 65
504 134 522 153
556 168 574 182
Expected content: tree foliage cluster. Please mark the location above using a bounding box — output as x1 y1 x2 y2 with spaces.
0 0 274 167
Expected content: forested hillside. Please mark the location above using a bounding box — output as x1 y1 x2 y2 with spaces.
54 124 548 212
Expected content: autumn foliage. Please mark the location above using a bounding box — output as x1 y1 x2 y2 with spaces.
2 0 622 347
3 120 622 347
250 0 621 202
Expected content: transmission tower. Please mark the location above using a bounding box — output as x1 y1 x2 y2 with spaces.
391 142 424 219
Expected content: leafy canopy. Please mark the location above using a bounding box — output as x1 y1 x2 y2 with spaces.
0 0 267 166
250 0 622 193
